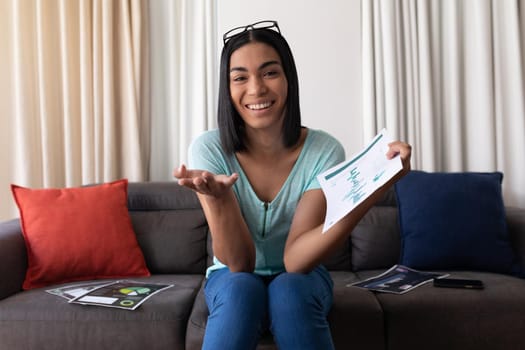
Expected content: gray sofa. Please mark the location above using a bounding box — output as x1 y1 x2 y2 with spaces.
1 181 525 350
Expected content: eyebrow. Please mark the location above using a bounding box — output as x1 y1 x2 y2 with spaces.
230 60 281 73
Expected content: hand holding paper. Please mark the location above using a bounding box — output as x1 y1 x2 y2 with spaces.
317 129 403 232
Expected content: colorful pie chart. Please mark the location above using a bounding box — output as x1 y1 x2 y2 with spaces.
119 287 151 296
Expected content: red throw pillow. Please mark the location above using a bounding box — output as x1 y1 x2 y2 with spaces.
11 179 150 290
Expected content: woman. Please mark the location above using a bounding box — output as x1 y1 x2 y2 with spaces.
174 20 411 350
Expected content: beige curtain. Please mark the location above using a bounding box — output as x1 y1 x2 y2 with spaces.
362 0 525 207
0 0 149 219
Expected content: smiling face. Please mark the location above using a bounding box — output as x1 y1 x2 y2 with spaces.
229 42 288 134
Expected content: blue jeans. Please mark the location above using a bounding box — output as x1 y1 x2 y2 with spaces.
202 266 334 350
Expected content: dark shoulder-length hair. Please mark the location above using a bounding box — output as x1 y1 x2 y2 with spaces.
218 28 302 154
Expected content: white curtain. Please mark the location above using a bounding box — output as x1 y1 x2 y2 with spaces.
5 0 149 183
362 0 525 207
148 0 217 181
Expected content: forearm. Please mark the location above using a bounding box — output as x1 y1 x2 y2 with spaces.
198 190 256 272
284 185 390 273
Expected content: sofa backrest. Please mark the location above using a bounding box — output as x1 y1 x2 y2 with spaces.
126 182 405 274
127 182 209 274
322 188 401 271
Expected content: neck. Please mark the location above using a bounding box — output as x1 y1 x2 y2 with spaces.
243 128 286 157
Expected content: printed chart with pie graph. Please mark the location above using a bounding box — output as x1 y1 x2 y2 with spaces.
69 281 174 310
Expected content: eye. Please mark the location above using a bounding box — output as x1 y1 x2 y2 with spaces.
231 75 247 83
264 70 279 78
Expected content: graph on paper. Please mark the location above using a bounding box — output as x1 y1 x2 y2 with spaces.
318 129 403 233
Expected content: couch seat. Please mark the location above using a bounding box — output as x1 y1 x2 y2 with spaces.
0 275 203 350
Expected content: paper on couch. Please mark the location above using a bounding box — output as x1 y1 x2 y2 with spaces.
318 128 402 233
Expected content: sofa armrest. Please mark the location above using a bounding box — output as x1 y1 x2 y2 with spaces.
507 207 525 270
0 219 27 300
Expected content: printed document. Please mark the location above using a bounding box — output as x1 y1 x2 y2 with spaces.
318 129 402 232
349 265 449 294
68 280 173 310
47 280 173 311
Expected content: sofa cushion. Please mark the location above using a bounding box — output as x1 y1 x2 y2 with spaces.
506 206 525 271
0 275 203 350
329 271 386 350
322 238 351 271
351 206 400 271
127 182 209 274
374 271 525 350
395 171 519 274
11 179 150 290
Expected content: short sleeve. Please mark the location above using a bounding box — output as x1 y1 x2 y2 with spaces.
304 130 346 191
188 130 231 175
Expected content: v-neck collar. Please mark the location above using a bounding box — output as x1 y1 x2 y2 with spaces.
232 128 312 206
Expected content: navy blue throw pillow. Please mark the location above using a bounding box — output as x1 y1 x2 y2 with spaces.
395 170 520 275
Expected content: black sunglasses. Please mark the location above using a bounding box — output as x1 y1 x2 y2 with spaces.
223 20 281 44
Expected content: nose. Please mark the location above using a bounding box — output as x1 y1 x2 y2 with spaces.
247 76 267 96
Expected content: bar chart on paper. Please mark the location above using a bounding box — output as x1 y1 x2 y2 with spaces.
318 129 403 233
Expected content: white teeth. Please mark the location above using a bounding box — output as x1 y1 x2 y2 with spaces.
247 102 272 110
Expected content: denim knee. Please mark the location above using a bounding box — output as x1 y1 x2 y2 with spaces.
205 269 267 307
267 266 334 350
202 269 267 350
268 266 333 315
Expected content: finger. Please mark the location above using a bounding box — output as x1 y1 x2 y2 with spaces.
397 143 412 160
223 173 239 187
193 176 212 194
387 141 411 159
177 178 198 191
389 142 412 174
201 172 224 193
386 144 401 159
201 171 213 184
175 166 210 180
173 164 186 178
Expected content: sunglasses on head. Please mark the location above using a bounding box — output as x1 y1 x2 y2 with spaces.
223 20 281 44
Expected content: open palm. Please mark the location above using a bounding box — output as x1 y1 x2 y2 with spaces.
174 164 239 197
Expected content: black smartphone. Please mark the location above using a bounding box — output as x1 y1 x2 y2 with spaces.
433 278 484 289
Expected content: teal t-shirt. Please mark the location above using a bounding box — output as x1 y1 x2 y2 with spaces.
188 128 345 277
